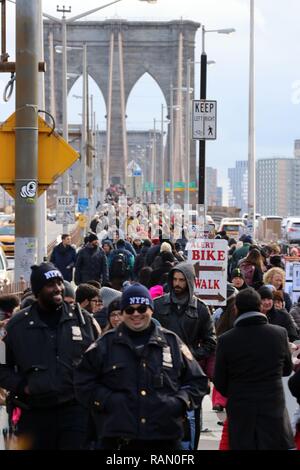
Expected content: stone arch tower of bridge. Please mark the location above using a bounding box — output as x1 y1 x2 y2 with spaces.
43 19 200 192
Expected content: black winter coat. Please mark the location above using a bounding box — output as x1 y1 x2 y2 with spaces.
75 244 109 285
74 321 208 441
213 312 294 450
50 243 77 282
267 306 299 342
133 246 150 280
0 302 95 409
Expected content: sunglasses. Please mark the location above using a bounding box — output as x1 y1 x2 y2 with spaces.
124 305 149 315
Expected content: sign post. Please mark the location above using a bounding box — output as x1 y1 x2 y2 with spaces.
187 238 228 306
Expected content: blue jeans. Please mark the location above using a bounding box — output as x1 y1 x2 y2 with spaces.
181 410 196 451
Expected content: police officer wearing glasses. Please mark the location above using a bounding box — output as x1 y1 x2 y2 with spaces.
74 283 208 450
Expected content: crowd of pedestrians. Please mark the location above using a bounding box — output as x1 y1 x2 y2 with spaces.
0 206 300 450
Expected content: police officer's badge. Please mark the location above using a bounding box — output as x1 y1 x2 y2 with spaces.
162 346 173 368
72 326 83 341
180 344 193 361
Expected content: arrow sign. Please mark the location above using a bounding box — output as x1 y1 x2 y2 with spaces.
199 293 226 302
194 263 225 277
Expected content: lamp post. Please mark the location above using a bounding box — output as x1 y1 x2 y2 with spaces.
170 83 174 208
198 26 235 223
80 44 88 201
160 104 164 205
248 0 256 238
169 85 183 209
152 118 157 204
56 42 88 220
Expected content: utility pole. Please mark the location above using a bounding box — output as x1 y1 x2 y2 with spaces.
248 0 256 238
37 0 47 263
80 43 87 201
198 32 207 224
160 103 165 205
15 0 39 281
169 83 174 208
57 4 71 234
152 118 157 204
185 59 191 208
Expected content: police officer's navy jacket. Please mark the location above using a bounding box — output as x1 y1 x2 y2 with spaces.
0 301 95 409
153 262 216 361
74 320 208 441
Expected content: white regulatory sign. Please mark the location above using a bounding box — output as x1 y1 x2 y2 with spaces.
187 238 228 306
56 195 76 225
192 100 217 140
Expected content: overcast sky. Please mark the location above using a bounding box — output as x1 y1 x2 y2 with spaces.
1 0 300 202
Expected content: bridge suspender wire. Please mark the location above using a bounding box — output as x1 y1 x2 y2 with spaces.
106 31 114 188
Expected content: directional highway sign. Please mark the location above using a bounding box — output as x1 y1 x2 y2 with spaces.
192 100 217 140
0 112 79 197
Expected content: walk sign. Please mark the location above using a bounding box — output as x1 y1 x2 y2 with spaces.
187 238 227 306
0 112 79 197
192 100 217 140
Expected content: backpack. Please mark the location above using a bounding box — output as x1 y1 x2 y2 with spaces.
239 262 255 286
110 251 129 279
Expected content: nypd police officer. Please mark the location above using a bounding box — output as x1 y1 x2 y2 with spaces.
0 263 95 450
74 283 208 450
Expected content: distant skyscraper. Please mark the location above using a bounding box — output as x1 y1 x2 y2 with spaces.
216 187 223 207
206 167 217 206
229 143 300 217
256 158 294 216
294 140 300 158
228 161 248 214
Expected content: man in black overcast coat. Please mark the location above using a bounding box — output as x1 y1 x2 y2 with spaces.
213 287 294 450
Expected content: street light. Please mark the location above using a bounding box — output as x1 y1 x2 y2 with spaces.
169 85 190 209
151 118 157 204
198 26 235 224
248 0 256 238
159 103 170 205
56 43 88 204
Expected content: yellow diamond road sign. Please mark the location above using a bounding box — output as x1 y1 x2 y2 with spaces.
0 112 79 197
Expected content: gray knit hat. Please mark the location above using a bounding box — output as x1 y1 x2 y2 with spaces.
99 286 121 308
63 280 75 300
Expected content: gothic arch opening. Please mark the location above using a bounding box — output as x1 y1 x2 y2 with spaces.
126 73 168 193
67 75 106 130
67 75 107 191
